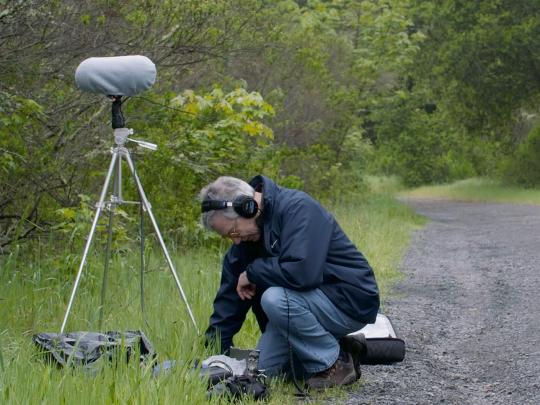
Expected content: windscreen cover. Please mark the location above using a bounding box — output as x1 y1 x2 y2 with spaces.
75 55 156 96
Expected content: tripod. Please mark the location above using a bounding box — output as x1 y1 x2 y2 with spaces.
60 97 199 335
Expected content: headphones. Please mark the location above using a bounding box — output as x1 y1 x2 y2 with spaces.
201 195 259 218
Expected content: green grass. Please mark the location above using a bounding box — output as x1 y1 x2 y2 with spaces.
364 175 406 195
332 193 425 300
399 177 540 205
0 191 423 404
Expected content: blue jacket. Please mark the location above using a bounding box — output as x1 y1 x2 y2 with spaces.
205 175 379 352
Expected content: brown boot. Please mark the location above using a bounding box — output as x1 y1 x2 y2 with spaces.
339 333 367 378
306 352 357 390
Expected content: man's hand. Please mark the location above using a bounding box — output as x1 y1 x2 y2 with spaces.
237 271 256 300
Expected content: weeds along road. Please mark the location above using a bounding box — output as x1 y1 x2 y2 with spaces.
344 199 540 405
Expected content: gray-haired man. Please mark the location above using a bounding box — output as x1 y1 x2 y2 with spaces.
200 175 379 389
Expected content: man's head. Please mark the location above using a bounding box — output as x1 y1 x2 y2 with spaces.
200 176 262 244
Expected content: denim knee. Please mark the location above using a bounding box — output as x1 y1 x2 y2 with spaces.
261 287 287 322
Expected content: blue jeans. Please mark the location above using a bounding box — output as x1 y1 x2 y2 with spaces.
256 287 366 377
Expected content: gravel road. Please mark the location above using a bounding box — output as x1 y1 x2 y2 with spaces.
344 199 540 405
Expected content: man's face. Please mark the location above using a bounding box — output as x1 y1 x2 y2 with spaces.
211 214 261 245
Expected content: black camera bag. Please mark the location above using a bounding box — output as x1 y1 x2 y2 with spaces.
350 313 406 365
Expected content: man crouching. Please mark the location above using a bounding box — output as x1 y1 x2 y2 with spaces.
201 175 379 389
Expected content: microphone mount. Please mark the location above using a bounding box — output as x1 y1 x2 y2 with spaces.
111 100 157 151
110 96 125 129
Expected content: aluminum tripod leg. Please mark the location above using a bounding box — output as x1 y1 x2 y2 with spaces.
60 151 119 334
139 201 149 327
98 151 121 330
98 200 115 330
123 151 199 335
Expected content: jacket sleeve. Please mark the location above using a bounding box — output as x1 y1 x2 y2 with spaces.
205 248 251 353
246 198 333 291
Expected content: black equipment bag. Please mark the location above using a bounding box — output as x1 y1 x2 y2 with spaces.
223 375 269 400
33 330 156 368
350 313 406 365
203 350 270 401
207 375 269 401
360 337 406 365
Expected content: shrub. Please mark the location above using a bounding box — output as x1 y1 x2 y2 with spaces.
499 124 540 188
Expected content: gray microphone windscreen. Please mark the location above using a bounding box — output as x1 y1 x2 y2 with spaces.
75 55 156 96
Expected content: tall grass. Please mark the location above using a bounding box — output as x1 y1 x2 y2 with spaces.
0 190 423 404
400 177 540 205
332 195 425 300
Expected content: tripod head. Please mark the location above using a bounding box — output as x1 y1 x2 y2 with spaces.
109 96 157 150
110 100 157 151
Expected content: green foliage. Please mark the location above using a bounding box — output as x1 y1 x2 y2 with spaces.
53 194 135 253
499 125 540 188
2 0 538 248
279 139 370 204
410 0 540 135
355 0 540 185
0 92 53 249
120 87 277 245
0 0 284 250
367 90 483 186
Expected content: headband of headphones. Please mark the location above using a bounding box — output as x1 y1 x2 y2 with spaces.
201 195 259 218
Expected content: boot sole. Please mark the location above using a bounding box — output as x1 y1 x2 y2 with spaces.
307 371 358 390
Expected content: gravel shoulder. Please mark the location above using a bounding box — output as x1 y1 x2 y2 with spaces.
345 199 540 404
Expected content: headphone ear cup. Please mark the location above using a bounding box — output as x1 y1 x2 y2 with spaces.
233 196 259 218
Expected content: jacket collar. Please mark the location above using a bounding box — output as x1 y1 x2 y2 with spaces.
248 175 278 225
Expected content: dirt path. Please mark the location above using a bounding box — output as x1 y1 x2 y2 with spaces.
344 199 540 404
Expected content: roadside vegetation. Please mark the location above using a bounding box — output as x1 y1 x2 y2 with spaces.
401 178 540 206
0 189 423 404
